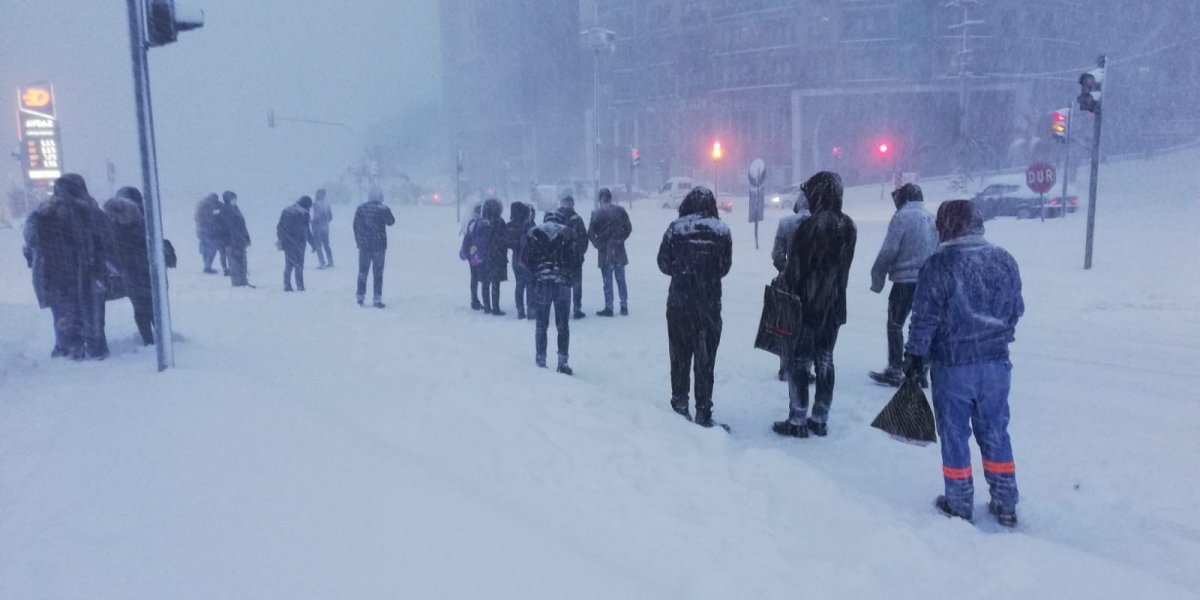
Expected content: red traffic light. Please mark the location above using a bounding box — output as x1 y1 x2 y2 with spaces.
878 143 890 155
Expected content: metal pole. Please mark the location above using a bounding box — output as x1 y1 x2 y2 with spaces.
126 0 174 371
1060 105 1073 218
593 48 600 203
1083 94 1104 270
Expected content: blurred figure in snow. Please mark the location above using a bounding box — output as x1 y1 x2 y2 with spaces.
523 210 581 374
194 192 227 274
103 186 154 345
657 187 732 428
221 191 252 288
352 187 395 308
588 187 632 317
506 201 535 319
477 198 509 315
460 203 485 310
276 195 314 292
906 199 1024 527
311 187 334 269
557 195 589 319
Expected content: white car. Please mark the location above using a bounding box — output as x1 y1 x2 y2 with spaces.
650 177 712 210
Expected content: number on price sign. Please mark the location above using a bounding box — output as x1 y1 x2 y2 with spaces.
1026 162 1057 195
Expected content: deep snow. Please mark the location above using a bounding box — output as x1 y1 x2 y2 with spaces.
1 149 1197 599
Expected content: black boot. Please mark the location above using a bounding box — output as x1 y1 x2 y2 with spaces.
694 409 714 428
772 421 809 438
670 398 691 421
596 308 614 317
988 501 1018 528
807 420 828 437
935 496 973 523
869 367 905 387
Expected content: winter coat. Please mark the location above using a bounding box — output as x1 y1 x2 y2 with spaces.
102 194 152 300
771 202 811 273
588 201 632 269
906 234 1024 366
557 206 589 266
310 198 333 235
195 195 226 241
870 200 938 290
479 198 508 281
783 172 856 331
656 188 733 314
353 199 396 251
523 212 580 286
506 202 535 270
222 202 251 250
29 179 122 309
276 203 313 254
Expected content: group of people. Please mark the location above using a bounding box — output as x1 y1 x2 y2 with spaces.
193 190 252 286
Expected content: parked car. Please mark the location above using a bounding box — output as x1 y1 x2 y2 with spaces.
650 177 710 209
530 184 566 213
769 184 803 210
972 184 1078 220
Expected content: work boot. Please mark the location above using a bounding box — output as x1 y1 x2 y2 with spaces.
471 300 483 311
573 311 587 320
807 420 828 437
596 308 614 317
772 421 809 438
620 306 628 316
935 496 973 523
373 299 386 309
988 501 1018 528
694 408 715 428
670 398 691 421
357 296 365 306
556 364 574 376
535 356 547 368
492 309 507 316
869 367 905 387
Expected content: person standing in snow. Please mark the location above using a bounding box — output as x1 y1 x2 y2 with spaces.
310 188 334 269
905 199 1024 527
588 187 632 317
221 191 252 288
195 192 227 274
103 187 154 345
772 171 856 439
352 188 396 308
770 188 812 380
506 201 535 319
557 195 589 319
477 198 508 315
522 210 580 374
460 203 485 310
868 183 938 387
657 187 733 428
276 195 314 292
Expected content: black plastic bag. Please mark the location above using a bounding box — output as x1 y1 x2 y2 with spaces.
754 283 802 357
871 378 938 446
163 239 177 269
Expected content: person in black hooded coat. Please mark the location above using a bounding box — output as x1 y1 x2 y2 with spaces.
506 201 535 319
557 195 589 319
477 198 508 315
103 186 154 345
277 196 314 292
773 171 857 439
221 191 252 287
656 187 733 428
522 210 579 374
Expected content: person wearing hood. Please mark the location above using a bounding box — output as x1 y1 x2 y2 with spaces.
588 187 632 317
277 195 314 292
194 192 227 275
28 174 118 359
905 199 1024 527
869 183 939 387
460 203 485 310
770 187 813 380
352 187 396 308
773 171 856 439
477 198 509 315
522 210 580 374
221 191 252 288
656 187 733 428
103 187 154 345
557 195 589 319
506 201 535 319
311 188 334 269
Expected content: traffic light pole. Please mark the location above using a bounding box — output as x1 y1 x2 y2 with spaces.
1060 105 1073 218
127 0 175 371
1083 55 1106 270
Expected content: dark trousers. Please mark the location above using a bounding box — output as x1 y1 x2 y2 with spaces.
533 282 571 364
314 230 333 267
356 249 386 301
200 234 227 272
50 302 81 358
130 293 154 345
513 266 532 317
228 245 249 287
570 265 584 313
284 248 305 291
667 307 723 414
786 325 840 425
600 264 628 310
469 265 482 307
887 282 918 369
482 280 502 312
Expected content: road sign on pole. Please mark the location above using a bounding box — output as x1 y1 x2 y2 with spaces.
748 158 766 249
1026 162 1057 195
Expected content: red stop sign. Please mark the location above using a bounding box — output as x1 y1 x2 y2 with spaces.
1026 162 1057 195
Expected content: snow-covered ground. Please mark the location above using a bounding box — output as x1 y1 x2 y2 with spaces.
1 150 1197 599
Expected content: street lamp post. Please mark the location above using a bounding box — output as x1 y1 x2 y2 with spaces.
584 27 615 203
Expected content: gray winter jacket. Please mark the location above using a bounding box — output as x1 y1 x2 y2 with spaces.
771 205 811 272
870 201 938 290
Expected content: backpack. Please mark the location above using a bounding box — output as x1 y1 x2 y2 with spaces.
461 219 487 267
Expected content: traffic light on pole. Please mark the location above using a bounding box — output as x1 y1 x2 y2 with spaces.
711 141 723 161
631 147 640 168
1052 108 1069 141
146 0 205 47
1078 58 1105 114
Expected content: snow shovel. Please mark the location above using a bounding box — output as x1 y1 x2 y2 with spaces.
871 377 937 446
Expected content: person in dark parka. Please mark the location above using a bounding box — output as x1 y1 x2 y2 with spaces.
557 195 589 319
195 192 227 274
477 198 508 315
352 188 396 307
311 188 334 269
657 187 733 428
460 203 485 310
221 191 252 287
770 191 813 380
506 201 535 319
103 187 154 345
589 187 632 317
522 210 580 374
277 196 314 292
773 171 857 439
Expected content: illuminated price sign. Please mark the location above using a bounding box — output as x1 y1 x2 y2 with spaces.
17 82 63 187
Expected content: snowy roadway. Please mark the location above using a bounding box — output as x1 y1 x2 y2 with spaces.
1 151 1198 598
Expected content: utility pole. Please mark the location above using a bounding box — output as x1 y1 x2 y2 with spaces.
1059 106 1073 218
1081 55 1107 270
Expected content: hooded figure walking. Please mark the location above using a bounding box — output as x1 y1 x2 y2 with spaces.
522 210 580 374
103 186 154 345
506 201 535 319
194 192 227 274
906 199 1024 527
277 195 314 292
352 188 395 307
221 191 252 287
773 171 856 439
588 187 632 317
311 188 334 269
557 195 589 319
868 183 938 386
657 187 732 428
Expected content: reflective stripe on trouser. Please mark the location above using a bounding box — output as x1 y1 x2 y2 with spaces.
932 360 1019 519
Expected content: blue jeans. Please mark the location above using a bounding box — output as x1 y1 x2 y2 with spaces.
932 360 1019 519
532 282 570 365
600 264 628 310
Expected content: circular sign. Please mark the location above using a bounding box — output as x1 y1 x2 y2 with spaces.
1026 162 1057 195
748 158 766 187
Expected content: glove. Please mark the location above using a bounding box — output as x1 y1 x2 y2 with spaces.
903 353 925 382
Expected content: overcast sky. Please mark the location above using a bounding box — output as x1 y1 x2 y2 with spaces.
0 0 440 203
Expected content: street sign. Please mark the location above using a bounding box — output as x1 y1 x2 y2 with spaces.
17 82 63 187
1026 162 1057 195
